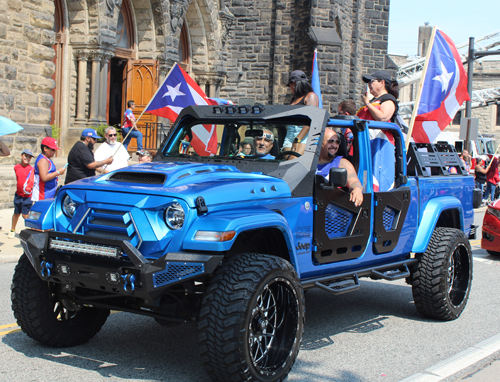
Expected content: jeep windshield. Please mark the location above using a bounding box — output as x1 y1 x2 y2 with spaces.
161 121 311 162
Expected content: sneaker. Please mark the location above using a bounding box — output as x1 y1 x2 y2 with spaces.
8 231 15 239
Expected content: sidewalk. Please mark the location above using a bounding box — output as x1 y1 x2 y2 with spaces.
0 206 25 262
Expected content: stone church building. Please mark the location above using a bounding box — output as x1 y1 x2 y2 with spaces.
0 0 392 158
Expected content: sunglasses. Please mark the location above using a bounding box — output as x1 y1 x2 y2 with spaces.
256 133 274 142
328 139 341 145
108 133 117 137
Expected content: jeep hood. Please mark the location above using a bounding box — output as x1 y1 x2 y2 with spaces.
62 162 292 207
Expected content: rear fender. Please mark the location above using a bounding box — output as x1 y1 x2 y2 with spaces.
412 196 464 253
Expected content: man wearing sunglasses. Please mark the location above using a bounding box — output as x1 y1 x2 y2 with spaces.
316 129 363 207
253 129 275 159
95 126 130 174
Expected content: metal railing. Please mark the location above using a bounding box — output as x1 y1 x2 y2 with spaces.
143 123 168 151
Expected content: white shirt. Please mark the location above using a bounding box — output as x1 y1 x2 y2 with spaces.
94 142 130 172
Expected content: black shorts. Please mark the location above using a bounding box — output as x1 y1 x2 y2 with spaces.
14 194 32 215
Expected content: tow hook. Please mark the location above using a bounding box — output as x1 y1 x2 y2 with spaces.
121 274 136 294
40 261 53 279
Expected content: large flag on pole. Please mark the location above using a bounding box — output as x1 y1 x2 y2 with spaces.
408 28 470 145
144 63 218 156
145 63 216 121
311 48 323 108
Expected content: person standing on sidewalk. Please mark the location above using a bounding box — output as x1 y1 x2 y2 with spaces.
32 137 66 202
9 149 35 239
65 128 114 184
122 100 143 153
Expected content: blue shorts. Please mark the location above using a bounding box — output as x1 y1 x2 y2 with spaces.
14 193 32 215
282 125 308 149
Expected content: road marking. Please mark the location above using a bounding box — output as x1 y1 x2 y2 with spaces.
0 311 122 337
470 239 481 246
399 332 500 381
0 328 21 336
0 323 18 330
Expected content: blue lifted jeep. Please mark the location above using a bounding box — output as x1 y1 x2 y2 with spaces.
12 105 478 382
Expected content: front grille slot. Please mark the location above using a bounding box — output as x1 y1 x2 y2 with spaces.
108 172 166 184
79 208 142 250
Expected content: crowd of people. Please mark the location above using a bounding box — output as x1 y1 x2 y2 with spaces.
4 118 153 239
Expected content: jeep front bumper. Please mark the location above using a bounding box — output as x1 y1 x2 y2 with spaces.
19 229 223 300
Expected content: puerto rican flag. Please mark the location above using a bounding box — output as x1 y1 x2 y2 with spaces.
145 63 218 156
411 29 470 143
370 129 395 192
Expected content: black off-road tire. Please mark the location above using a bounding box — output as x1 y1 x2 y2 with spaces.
411 227 472 321
198 253 304 382
11 254 110 347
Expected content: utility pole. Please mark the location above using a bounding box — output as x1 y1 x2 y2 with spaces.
465 38 500 153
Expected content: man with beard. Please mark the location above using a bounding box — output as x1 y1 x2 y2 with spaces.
95 126 130 174
316 128 363 207
65 128 114 184
253 129 275 159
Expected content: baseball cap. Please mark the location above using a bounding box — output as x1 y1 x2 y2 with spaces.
41 137 60 150
21 148 34 157
82 128 100 139
137 149 152 158
362 70 392 84
287 70 308 86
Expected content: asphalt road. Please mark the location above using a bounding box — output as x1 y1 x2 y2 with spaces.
0 208 499 382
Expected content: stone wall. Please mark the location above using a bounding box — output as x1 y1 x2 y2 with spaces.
0 0 56 164
222 0 392 115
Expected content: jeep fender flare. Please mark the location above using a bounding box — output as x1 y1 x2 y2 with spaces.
25 199 55 231
412 196 464 253
183 210 295 253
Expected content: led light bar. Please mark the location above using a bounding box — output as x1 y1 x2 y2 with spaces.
49 239 119 258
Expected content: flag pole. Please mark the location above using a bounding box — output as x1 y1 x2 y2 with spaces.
405 26 438 150
110 62 179 158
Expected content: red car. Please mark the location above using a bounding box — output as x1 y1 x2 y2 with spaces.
481 199 500 256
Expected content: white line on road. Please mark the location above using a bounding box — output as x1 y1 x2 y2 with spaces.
399 332 500 382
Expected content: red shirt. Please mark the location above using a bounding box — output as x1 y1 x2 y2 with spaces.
14 163 33 197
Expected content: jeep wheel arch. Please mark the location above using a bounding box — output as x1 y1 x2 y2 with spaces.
228 228 292 264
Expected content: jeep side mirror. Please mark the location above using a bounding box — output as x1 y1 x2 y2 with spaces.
319 167 347 190
330 167 347 188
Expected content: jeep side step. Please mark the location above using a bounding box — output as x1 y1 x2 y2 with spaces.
370 263 410 281
315 274 360 295
301 259 418 292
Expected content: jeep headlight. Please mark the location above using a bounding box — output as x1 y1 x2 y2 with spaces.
164 202 185 230
62 195 77 218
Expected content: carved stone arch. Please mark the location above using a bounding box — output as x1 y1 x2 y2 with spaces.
184 0 219 74
66 0 90 43
112 0 136 58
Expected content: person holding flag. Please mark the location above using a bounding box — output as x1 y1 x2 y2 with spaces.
356 70 400 122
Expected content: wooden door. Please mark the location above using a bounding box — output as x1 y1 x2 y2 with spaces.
123 60 158 151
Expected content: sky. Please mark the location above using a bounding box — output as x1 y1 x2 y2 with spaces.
388 0 499 56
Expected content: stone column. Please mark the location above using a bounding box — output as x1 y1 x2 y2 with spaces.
75 52 88 123
89 52 102 123
99 53 113 123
